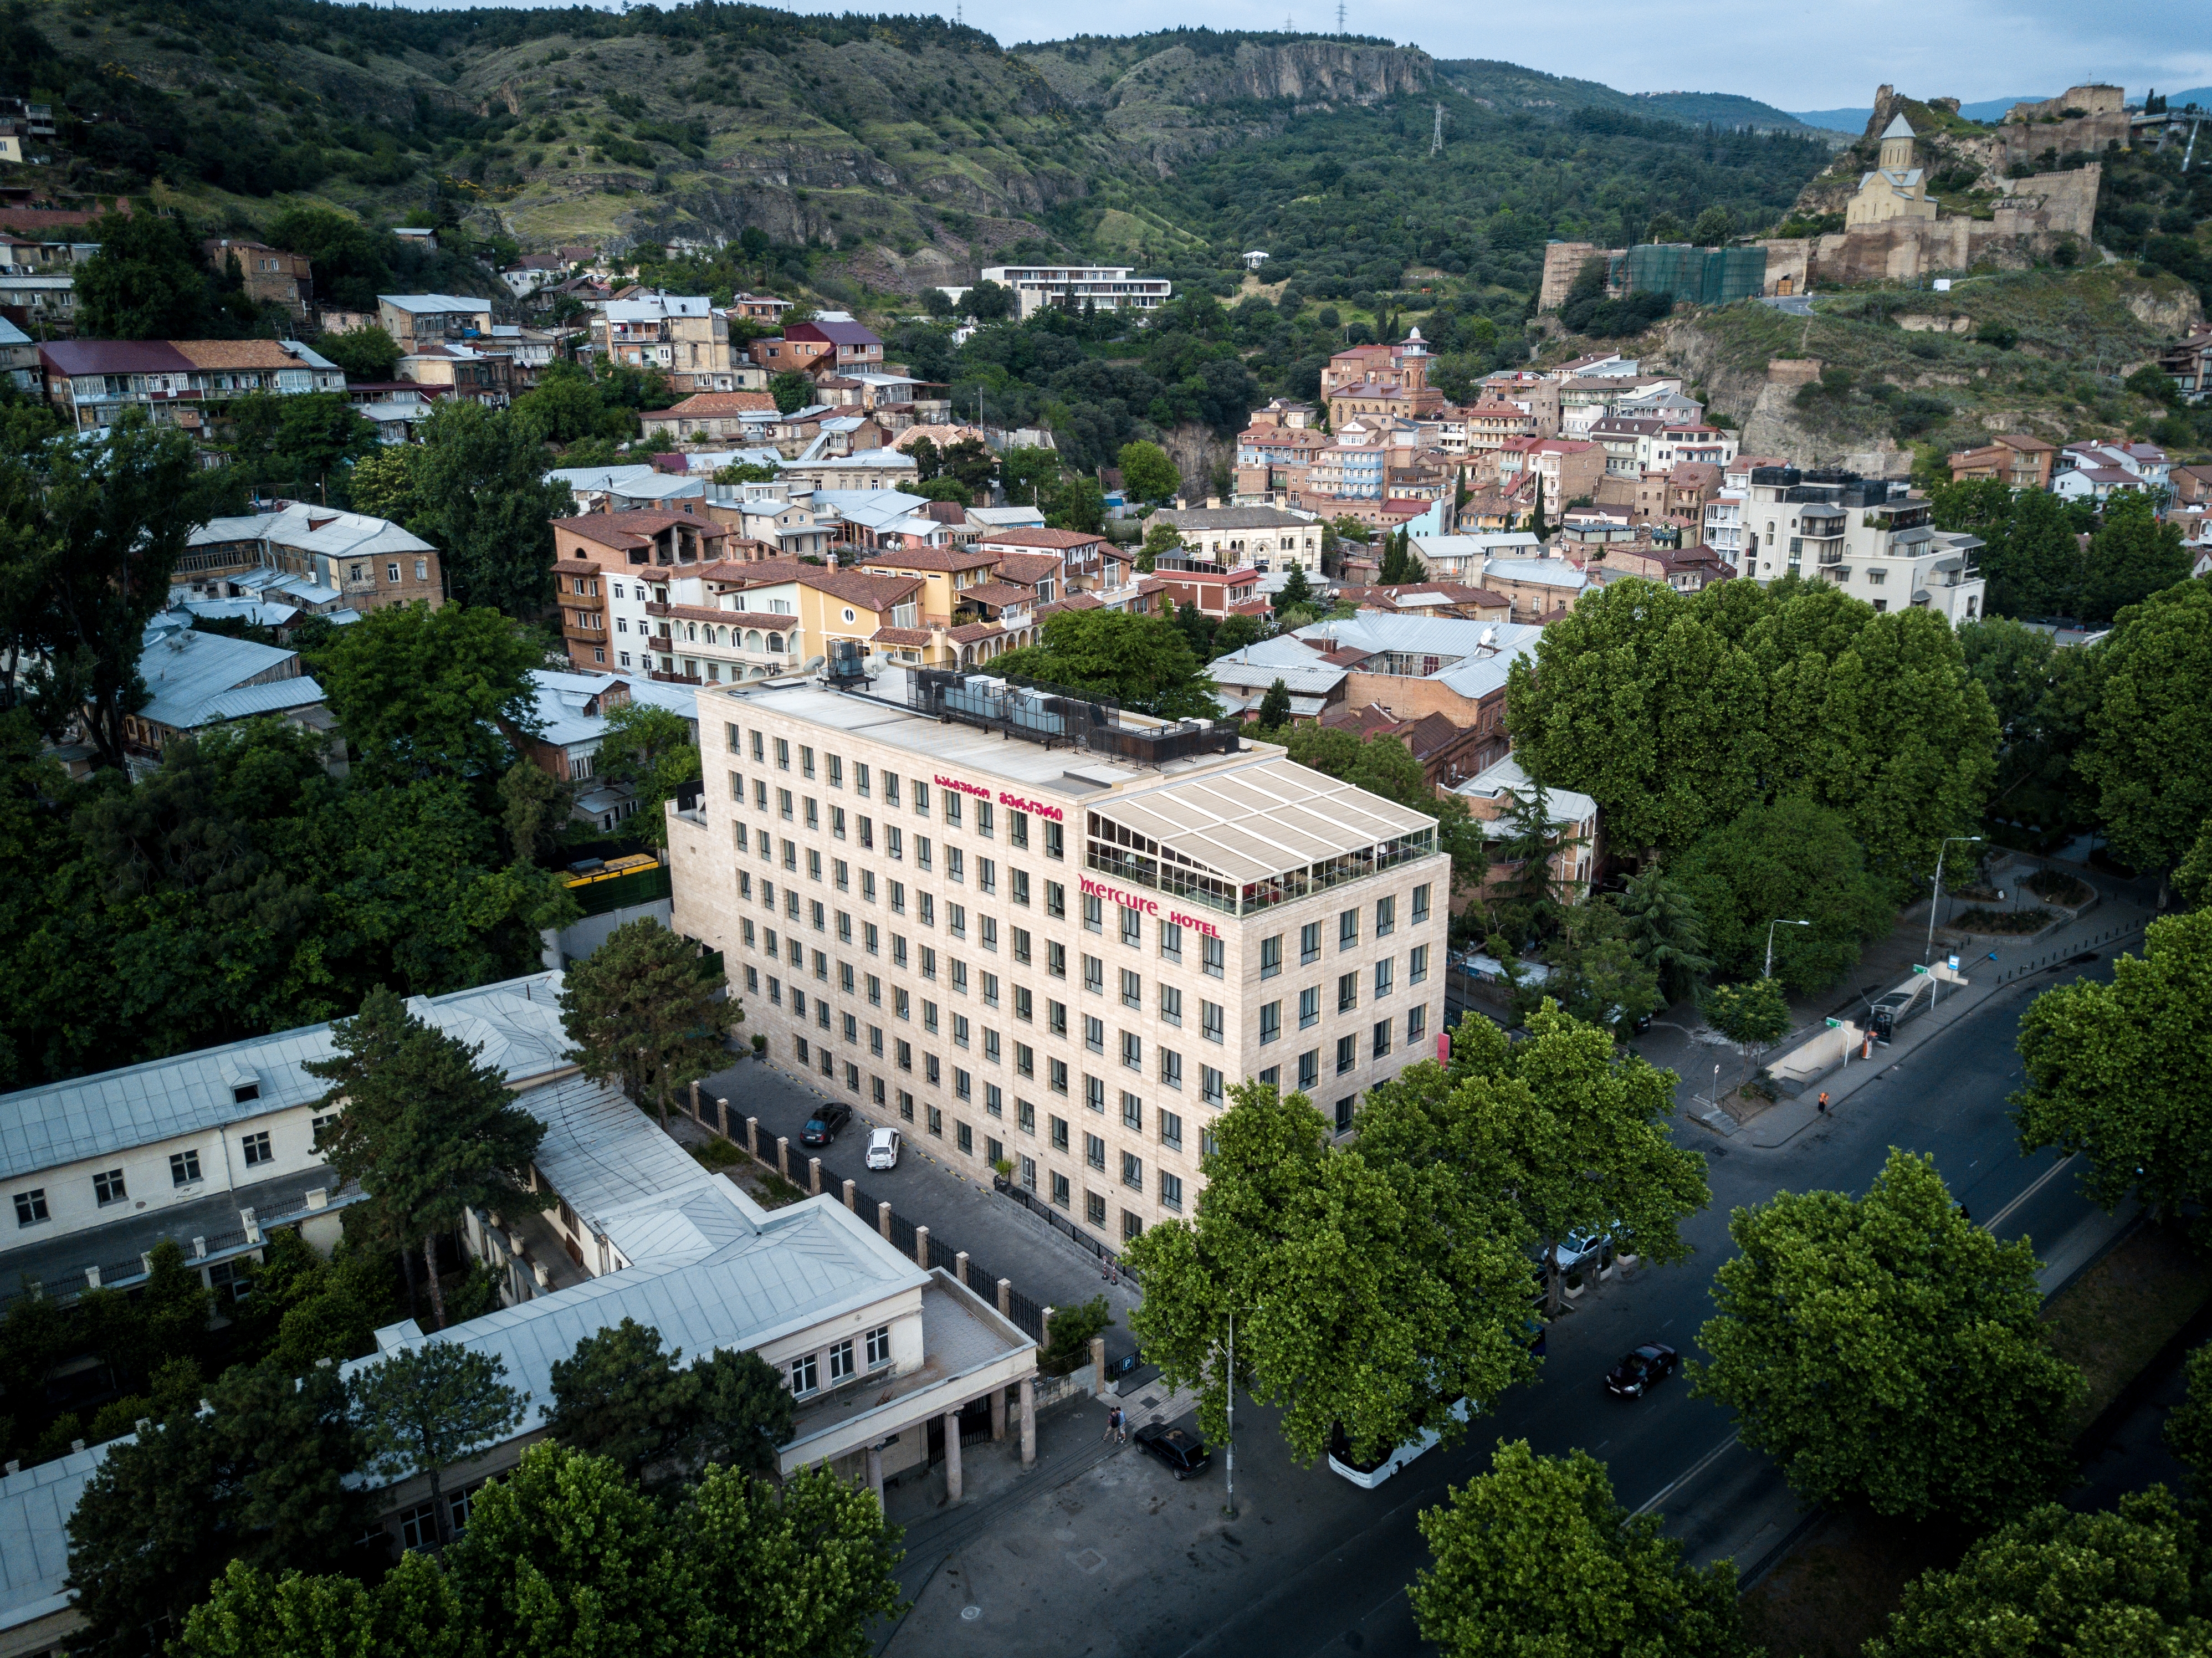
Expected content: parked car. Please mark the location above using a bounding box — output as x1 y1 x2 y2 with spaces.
1552 1227 1613 1275
799 1103 852 1147
864 1126 902 1170
1133 1422 1212 1480
1604 1343 1678 1398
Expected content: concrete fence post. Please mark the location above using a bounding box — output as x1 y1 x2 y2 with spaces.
808 1156 822 1195
997 1277 1012 1317
689 1079 700 1119
914 1224 930 1267
955 1249 969 1287
746 1115 760 1159
775 1135 790 1179
716 1098 730 1139
1041 1304 1054 1353
878 1201 893 1241
1090 1335 1108 1396
842 1178 856 1211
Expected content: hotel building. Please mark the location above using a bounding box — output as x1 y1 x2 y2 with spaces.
668 660 1450 1251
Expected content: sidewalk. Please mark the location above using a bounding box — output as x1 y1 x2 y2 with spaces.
692 1053 1145 1359
1712 896 2153 1150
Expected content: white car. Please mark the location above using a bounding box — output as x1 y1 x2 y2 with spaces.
1553 1227 1613 1274
865 1127 902 1171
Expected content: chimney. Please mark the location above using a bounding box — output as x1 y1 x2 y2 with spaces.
1206 496 1221 510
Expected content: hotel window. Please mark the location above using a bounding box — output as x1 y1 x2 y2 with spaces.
947 847 965 884
1044 820 1064 859
1085 1132 1107 1170
1085 1015 1104 1054
1049 1058 1069 1095
1159 985 1183 1026
1202 936 1225 979
1202 1066 1225 1107
1373 1019 1392 1058
1051 1115 1070 1152
1375 958 1395 998
1259 1001 1281 1045
1260 935 1282 979
1018 1098 1036 1134
1336 1095 1356 1133
1337 1034 1356 1075
953 1014 970 1049
1009 810 1028 848
1085 1074 1105 1115
1201 1001 1224 1043
1052 1171 1072 1208
1159 1046 1182 1090
916 837 932 871
956 1121 973 1154
1083 954 1104 994
1121 1151 1143 1191
985 1030 1002 1065
1339 908 1359 949
1159 920 1182 962
1083 893 1102 933
1046 881 1067 919
1012 927 1032 965
1121 1030 1142 1071
1121 1091 1143 1133
1159 1171 1184 1211
1120 969 1142 1010
1085 1190 1107 1226
981 916 999 953
928 1104 943 1135
1011 868 1030 907
1298 1049 1319 1091
1120 906 1141 948
1048 999 1068 1036
1408 1005 1427 1043
1302 921 1322 964
944 790 962 828
1412 883 1432 924
1375 895 1396 938
1048 941 1067 979
1159 1109 1182 1151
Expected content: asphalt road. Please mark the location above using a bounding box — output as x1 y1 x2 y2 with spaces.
1168 954 2130 1658
882 951 2129 1658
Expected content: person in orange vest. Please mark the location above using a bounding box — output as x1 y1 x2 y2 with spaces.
1817 1091 1830 1115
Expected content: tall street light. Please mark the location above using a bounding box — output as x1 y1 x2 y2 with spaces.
1924 835 1984 968
1765 918 1810 980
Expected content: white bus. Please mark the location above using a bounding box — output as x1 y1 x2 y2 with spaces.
1326 1397 1473 1488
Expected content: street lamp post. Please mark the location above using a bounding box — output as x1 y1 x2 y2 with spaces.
1222 1309 1237 1520
1924 836 1984 968
1764 918 1810 980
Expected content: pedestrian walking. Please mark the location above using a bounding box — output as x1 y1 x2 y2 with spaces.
1817 1091 1830 1115
1104 1405 1124 1444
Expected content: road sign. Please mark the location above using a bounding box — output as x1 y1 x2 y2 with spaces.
1824 1017 1841 1028
1947 954 1961 971
1911 964 1928 974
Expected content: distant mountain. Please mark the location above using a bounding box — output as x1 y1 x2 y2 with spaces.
1786 108 1874 134
1440 59 1822 134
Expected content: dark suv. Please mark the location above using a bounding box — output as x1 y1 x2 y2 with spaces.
1133 1422 1211 1480
800 1103 852 1147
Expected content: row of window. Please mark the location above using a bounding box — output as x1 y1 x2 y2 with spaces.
726 739 1061 847
9 1119 325 1229
787 1323 893 1396
733 772 1068 863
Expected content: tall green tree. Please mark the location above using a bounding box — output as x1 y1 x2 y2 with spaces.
66 1359 368 1658
347 446 421 524
2168 1342 2212 1494
685 1462 906 1658
2081 491 2191 626
1865 1490 2212 1658
2014 909 2212 1243
990 606 1217 721
311 602 542 782
1118 440 1181 503
349 1342 526 1547
2075 576 2212 878
1691 1148 2084 1522
408 402 572 616
1255 677 1293 729
73 212 216 340
1411 1441 1755 1658
1672 795 1894 994
176 1552 464 1658
1125 1077 1540 1466
767 371 814 416
313 325 404 383
559 917 740 1126
307 987 552 1327
595 701 701 849
224 392 380 504
1700 978 1792 1088
1615 866 1712 1004
1958 615 2098 833
26 408 238 766
497 759 573 867
547 1319 795 1487
1272 564 1314 616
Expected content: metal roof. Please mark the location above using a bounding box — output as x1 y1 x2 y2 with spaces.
197 676 327 723
132 628 301 731
0 973 572 1183
1099 758 1433 885
1453 754 1599 828
377 293 494 313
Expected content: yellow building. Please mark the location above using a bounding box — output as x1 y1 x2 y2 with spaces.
1845 115 1938 228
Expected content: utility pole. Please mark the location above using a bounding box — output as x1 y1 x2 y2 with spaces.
1431 102 1445 156
1924 835 1983 968
1222 1309 1237 1519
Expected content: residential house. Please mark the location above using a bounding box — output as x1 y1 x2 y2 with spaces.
203 238 312 318
345 380 441 444
976 264 1171 320
0 314 33 391
1481 557 1593 622
1947 432 2059 489
546 463 706 513
1703 485 1750 573
1296 611 1539 776
398 339 513 407
1145 504 1322 575
2172 463 2212 506
2052 440 2170 503
1318 703 1489 795
592 293 740 394
178 502 443 615
721 560 926 672
768 314 884 378
0 271 75 332
376 294 495 349
1206 636 1350 723
1453 754 1599 906
38 339 345 430
779 448 919 494
726 292 794 325
548 509 738 673
508 669 701 825
640 390 779 443
1410 531 1542 583
701 478 835 560
122 622 325 765
1594 540 1737 593
500 253 567 297
974 527 1107 592
2157 328 2211 404
1460 400 1541 456
1741 465 1984 623
1146 566 1263 620
1334 581 1512 623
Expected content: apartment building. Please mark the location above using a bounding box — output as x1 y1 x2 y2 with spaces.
1946 432 2059 490
667 666 1448 1248
376 294 495 348
1145 504 1322 575
178 502 443 615
978 265 1172 321
1742 466 1985 623
592 293 740 393
37 339 346 429
204 238 312 318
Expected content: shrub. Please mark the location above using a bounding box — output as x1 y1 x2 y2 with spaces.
2024 867 2092 905
1948 905 2055 933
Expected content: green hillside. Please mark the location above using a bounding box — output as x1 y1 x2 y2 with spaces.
1438 60 1831 136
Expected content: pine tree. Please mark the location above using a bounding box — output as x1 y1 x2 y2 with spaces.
1256 678 1294 730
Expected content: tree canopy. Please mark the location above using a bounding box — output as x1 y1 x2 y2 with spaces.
2074 576 2212 877
1411 1441 1755 1658
348 1342 526 1546
594 702 702 849
546 1318 794 1486
2013 909 2212 1244
406 402 574 617
989 606 1218 721
1505 576 1998 887
1672 795 1896 993
559 918 740 1125
1692 1148 2083 1522
311 602 544 782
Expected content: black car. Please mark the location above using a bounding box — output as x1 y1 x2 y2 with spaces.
1132 1422 1212 1480
1604 1343 1678 1398
799 1103 852 1147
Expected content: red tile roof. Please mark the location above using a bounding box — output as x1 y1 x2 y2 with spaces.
975 528 1107 550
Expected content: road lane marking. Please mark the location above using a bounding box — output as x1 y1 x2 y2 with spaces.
1985 1153 2077 1234
1632 1432 1740 1516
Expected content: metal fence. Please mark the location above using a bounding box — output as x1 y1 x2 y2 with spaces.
995 1177 1123 1271
1990 918 2146 985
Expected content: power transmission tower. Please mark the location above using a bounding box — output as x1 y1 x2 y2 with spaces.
1431 101 1444 155
1334 0 1344 32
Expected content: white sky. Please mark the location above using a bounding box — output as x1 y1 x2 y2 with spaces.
421 0 2211 111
